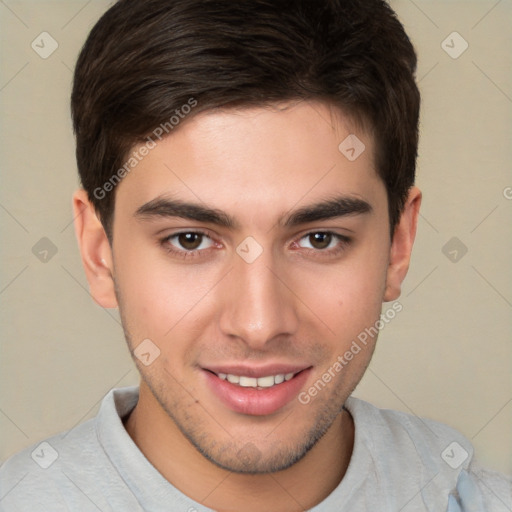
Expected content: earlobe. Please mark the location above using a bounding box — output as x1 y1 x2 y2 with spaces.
383 186 422 302
72 189 118 309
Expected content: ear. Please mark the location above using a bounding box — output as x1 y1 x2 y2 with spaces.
383 186 422 302
72 189 118 308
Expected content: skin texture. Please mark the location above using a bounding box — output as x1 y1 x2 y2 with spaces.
73 101 421 511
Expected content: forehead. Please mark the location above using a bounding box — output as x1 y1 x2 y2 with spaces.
114 101 385 224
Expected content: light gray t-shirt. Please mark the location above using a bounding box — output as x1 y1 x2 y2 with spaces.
1 386 510 511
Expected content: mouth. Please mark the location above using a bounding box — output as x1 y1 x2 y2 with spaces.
202 365 312 416
212 370 299 389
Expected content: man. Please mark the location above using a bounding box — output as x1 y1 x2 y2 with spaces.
1 0 510 510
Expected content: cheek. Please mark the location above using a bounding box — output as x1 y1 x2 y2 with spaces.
293 245 388 332
113 243 220 345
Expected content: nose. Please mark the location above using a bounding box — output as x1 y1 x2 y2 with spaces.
218 247 299 350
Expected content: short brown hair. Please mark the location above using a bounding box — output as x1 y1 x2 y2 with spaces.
71 0 420 241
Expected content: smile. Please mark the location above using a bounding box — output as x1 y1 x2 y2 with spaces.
203 367 312 415
215 372 297 389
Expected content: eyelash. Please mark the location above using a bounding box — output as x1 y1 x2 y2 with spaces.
160 230 352 261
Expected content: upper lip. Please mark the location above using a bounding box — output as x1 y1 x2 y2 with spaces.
203 364 311 378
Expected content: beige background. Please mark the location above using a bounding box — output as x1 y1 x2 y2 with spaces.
1 0 511 475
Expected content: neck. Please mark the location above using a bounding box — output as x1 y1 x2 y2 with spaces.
124 383 354 512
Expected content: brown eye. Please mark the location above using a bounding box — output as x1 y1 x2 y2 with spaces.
295 231 351 257
177 232 204 250
161 230 216 260
308 232 332 250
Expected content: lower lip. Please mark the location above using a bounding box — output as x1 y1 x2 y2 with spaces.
203 368 311 416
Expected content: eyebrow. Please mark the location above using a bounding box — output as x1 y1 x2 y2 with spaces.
134 194 372 229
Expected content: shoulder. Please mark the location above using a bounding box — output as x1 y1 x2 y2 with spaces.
0 387 140 511
345 397 512 510
0 419 100 511
345 396 474 466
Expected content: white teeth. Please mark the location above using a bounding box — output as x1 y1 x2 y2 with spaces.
239 376 258 387
256 375 275 388
274 374 285 384
226 374 240 384
217 372 297 388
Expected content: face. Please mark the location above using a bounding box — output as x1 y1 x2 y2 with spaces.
95 101 402 473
